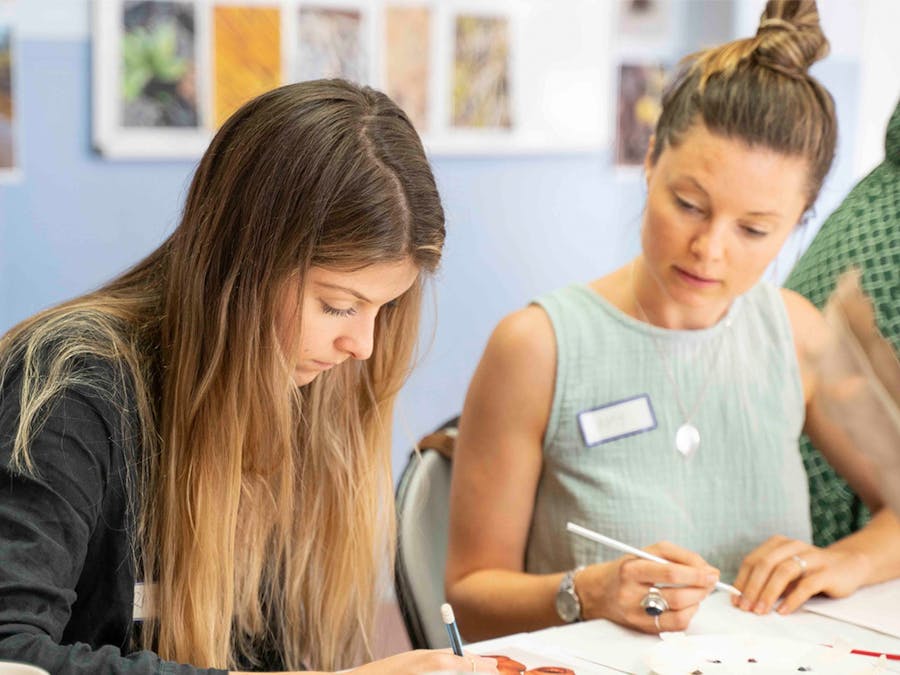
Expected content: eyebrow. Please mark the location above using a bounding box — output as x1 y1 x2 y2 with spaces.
314 281 372 304
679 176 780 218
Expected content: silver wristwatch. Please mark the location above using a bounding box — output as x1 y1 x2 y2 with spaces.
554 566 584 623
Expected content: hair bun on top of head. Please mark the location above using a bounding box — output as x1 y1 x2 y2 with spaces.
753 0 829 78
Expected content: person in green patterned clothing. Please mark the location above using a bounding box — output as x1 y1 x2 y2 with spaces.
785 97 900 547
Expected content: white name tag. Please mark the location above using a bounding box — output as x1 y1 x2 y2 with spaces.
133 582 155 621
577 394 656 446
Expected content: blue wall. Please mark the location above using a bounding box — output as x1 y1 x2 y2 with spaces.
0 25 866 479
2 41 193 326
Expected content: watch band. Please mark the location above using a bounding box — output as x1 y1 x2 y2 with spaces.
555 565 585 622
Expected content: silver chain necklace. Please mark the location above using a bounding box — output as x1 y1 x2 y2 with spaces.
630 263 732 458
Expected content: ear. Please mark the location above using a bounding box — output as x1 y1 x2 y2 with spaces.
643 135 657 185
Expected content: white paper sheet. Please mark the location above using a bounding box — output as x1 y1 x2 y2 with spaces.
467 632 620 673
532 590 900 674
645 632 898 675
804 579 900 639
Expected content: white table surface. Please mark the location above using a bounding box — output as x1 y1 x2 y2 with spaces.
467 588 900 674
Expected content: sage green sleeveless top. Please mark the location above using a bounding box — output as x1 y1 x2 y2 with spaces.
525 282 810 582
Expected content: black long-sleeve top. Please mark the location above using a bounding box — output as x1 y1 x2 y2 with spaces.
0 355 228 675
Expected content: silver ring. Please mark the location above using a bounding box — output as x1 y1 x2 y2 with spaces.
640 585 669 616
792 555 808 575
654 613 661 632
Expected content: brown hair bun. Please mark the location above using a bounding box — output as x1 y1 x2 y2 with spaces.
754 0 829 78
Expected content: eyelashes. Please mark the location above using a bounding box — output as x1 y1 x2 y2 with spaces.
675 195 703 214
319 299 399 318
740 226 768 237
320 302 356 318
674 194 769 238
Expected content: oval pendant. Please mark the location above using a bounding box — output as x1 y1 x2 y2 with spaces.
675 423 700 458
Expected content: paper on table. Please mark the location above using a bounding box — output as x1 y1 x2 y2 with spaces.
804 579 900 639
540 590 900 674
468 632 616 674
645 633 893 675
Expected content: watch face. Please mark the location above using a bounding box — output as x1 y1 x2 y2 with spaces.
555 588 579 622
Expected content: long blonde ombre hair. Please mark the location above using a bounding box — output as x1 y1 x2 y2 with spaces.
0 80 445 671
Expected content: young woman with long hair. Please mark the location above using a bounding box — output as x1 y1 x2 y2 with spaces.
0 79 497 674
446 0 900 640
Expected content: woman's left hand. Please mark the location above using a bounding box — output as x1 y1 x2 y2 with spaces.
731 535 871 616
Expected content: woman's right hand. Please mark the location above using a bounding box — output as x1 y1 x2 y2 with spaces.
349 649 498 674
576 541 720 634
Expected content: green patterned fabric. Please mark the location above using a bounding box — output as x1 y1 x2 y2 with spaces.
785 98 900 547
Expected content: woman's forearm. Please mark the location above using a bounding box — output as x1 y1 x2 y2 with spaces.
827 508 900 585
446 568 568 642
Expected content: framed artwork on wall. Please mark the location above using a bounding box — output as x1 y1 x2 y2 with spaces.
211 3 282 129
0 0 20 181
294 2 373 85
382 2 432 134
93 0 209 158
450 12 512 130
421 0 519 154
93 0 610 159
614 62 666 166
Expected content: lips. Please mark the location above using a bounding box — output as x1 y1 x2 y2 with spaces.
675 266 719 285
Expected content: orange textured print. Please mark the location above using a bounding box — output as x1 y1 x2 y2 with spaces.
213 6 281 128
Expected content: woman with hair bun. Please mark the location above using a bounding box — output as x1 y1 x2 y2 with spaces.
446 0 900 639
0 79 497 674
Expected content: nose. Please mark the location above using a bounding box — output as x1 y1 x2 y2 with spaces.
690 222 725 261
336 315 376 361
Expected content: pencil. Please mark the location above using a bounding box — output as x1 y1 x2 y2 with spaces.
440 602 464 656
566 521 742 596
